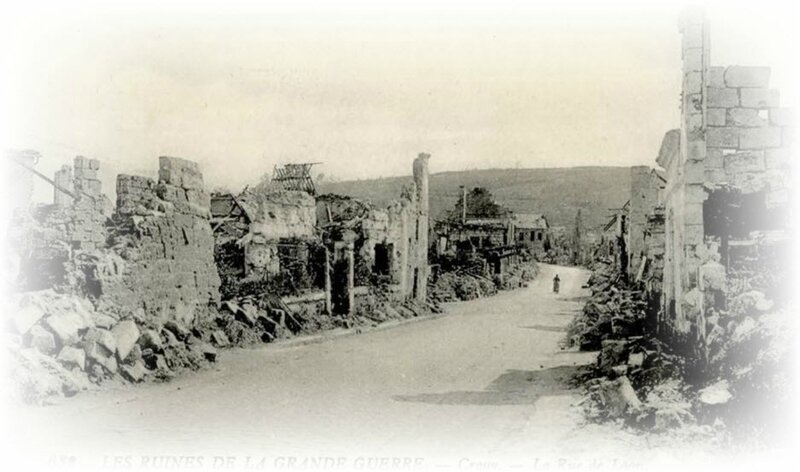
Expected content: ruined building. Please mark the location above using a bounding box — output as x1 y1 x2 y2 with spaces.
5 150 433 400
592 9 795 357
211 153 431 316
512 213 550 256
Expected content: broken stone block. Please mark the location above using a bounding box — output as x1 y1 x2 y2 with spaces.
162 328 180 346
627 352 645 368
91 312 117 330
120 360 148 383
88 364 105 383
43 311 90 347
13 348 92 403
12 304 46 335
164 321 191 341
28 325 56 355
57 346 86 371
126 344 143 363
84 327 117 355
724 66 770 88
111 320 140 361
698 379 732 405
190 342 217 362
211 330 230 348
138 329 164 353
598 376 642 418
84 341 118 374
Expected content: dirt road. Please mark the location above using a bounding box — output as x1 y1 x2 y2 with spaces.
8 265 726 470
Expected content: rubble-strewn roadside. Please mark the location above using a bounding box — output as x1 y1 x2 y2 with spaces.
4 285 438 405
565 247 793 447
5 149 543 406
428 261 538 303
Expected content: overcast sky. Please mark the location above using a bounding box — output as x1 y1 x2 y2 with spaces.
1 1 796 202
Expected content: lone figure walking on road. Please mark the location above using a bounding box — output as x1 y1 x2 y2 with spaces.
553 274 560 293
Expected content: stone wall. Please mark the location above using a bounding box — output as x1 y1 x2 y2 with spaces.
99 156 221 326
345 153 430 301
658 8 793 345
627 166 664 280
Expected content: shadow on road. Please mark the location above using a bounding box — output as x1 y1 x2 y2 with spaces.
519 324 567 333
393 365 590 406
559 295 590 303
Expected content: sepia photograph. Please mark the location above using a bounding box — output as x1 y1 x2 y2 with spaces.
0 1 797 470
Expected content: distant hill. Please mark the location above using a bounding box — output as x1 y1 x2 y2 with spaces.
319 166 633 232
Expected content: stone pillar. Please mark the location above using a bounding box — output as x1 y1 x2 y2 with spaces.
677 8 710 330
70 156 106 250
628 166 654 280
324 246 332 315
413 153 430 302
346 241 355 315
399 206 410 297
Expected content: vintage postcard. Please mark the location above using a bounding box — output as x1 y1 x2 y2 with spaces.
1 1 797 471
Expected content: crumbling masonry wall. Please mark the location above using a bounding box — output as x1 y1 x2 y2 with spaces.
99 156 221 325
627 166 661 280
658 9 793 346
355 153 430 301
242 190 316 276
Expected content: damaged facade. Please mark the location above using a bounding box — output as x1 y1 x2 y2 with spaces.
212 153 431 316
657 9 793 352
5 149 432 402
595 10 793 355
512 213 550 256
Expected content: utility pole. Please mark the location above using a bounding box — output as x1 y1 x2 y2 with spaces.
461 185 467 224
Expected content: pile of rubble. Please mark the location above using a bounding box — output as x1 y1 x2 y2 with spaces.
428 262 537 303
6 290 221 404
6 285 438 404
567 264 705 433
579 335 694 431
564 262 646 350
570 255 792 444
